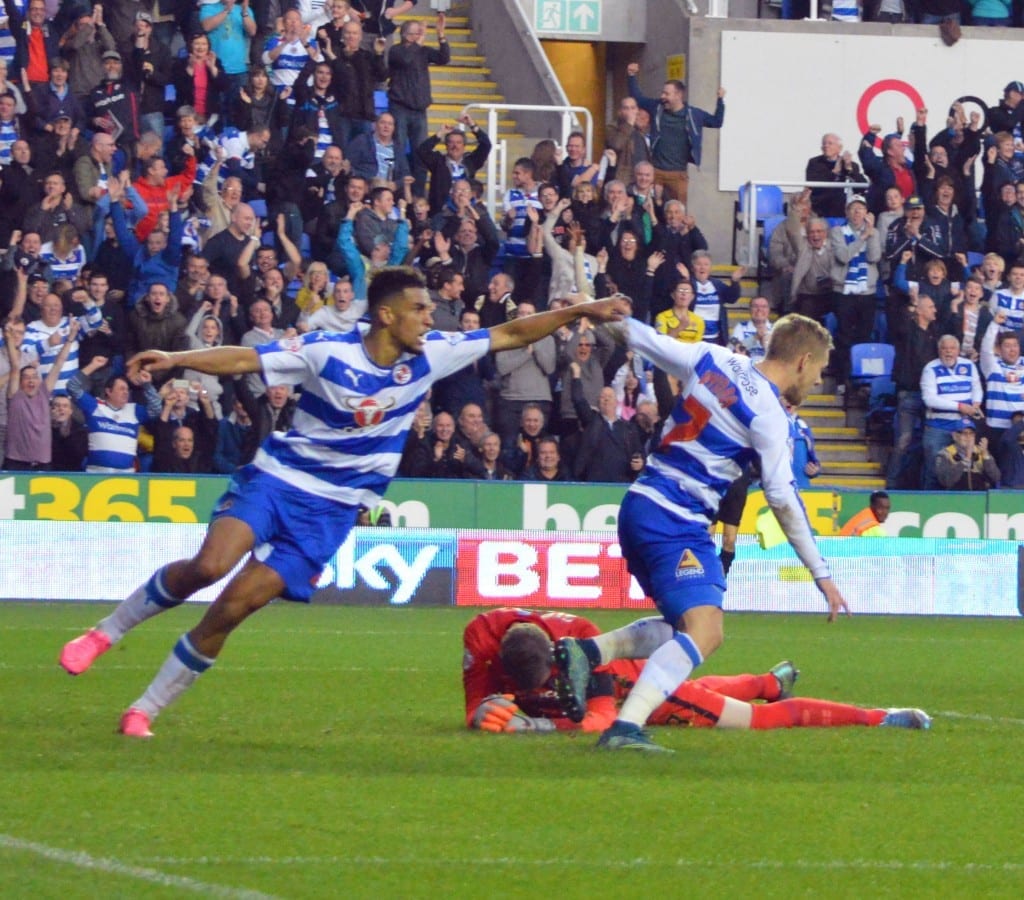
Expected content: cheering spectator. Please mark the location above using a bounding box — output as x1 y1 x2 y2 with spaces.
387 13 449 195
4 317 77 469
63 5 117 101
417 115 491 216
829 196 881 394
806 132 863 219
605 95 650 190
347 111 410 182
887 294 939 489
85 50 140 158
321 18 387 146
200 0 259 97
731 296 773 361
49 392 87 471
920 334 984 490
109 181 185 308
66 359 162 472
520 435 570 482
493 300 556 449
935 418 999 491
626 61 725 204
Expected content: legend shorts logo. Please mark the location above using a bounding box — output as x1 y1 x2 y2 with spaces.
675 548 705 579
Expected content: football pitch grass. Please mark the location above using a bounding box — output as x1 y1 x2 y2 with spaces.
1 603 1021 899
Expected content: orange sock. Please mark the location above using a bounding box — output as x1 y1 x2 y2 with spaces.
750 698 887 729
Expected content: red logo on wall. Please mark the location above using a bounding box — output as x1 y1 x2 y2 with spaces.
454 535 649 609
857 79 926 150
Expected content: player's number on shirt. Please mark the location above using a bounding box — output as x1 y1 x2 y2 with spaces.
659 395 711 447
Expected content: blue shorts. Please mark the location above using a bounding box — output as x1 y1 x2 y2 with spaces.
212 466 358 602
617 491 725 626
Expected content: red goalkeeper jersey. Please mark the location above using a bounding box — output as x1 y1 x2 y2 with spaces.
462 608 616 731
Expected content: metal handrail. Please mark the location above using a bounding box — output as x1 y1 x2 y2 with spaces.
461 103 594 219
742 179 870 269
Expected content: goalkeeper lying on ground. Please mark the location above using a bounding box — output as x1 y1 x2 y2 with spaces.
463 608 931 733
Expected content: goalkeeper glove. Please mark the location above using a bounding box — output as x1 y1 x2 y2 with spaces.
471 695 557 733
502 711 556 733
472 694 519 732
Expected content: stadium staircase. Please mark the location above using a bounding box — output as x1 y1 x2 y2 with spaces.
724 271 885 490
398 3 882 490
397 1 522 142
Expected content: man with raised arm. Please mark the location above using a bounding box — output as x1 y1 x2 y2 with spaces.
59 269 629 738
555 312 851 751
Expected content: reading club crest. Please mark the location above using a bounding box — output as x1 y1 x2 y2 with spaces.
344 396 396 426
280 335 303 352
393 363 412 385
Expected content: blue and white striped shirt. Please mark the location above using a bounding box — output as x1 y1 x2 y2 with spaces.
196 128 255 190
40 243 87 283
503 187 541 258
0 116 18 166
693 279 723 342
263 35 320 89
980 320 1024 429
920 355 983 429
623 318 829 579
0 0 23 69
991 288 1024 333
74 390 155 472
253 328 491 506
25 307 105 392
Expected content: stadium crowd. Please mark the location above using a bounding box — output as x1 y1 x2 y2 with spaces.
0 0 1022 490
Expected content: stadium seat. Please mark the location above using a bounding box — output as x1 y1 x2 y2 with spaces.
738 183 785 220
850 342 895 387
755 213 787 290
732 184 785 269
967 251 985 272
865 376 897 444
249 198 268 220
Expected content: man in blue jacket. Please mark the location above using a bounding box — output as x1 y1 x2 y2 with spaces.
626 61 725 205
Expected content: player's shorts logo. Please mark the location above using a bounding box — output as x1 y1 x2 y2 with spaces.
392 363 412 385
345 396 396 426
675 548 705 579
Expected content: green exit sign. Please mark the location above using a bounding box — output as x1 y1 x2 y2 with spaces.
535 0 602 35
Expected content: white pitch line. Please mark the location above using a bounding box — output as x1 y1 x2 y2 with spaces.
0 834 280 899
936 710 1024 727
141 855 1024 873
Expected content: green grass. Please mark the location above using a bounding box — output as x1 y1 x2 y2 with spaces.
1 604 1022 899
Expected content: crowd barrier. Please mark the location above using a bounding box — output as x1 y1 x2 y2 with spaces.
2 521 1020 616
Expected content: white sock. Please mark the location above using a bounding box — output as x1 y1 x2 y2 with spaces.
617 634 703 727
132 635 215 720
98 565 185 643
593 617 674 664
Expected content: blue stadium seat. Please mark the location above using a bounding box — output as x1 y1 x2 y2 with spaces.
738 184 785 220
850 342 895 387
249 198 268 220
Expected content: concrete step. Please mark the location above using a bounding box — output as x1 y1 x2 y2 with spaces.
432 91 504 103
813 425 862 439
797 408 847 428
802 393 843 409
816 474 887 489
821 459 884 474
814 442 872 462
